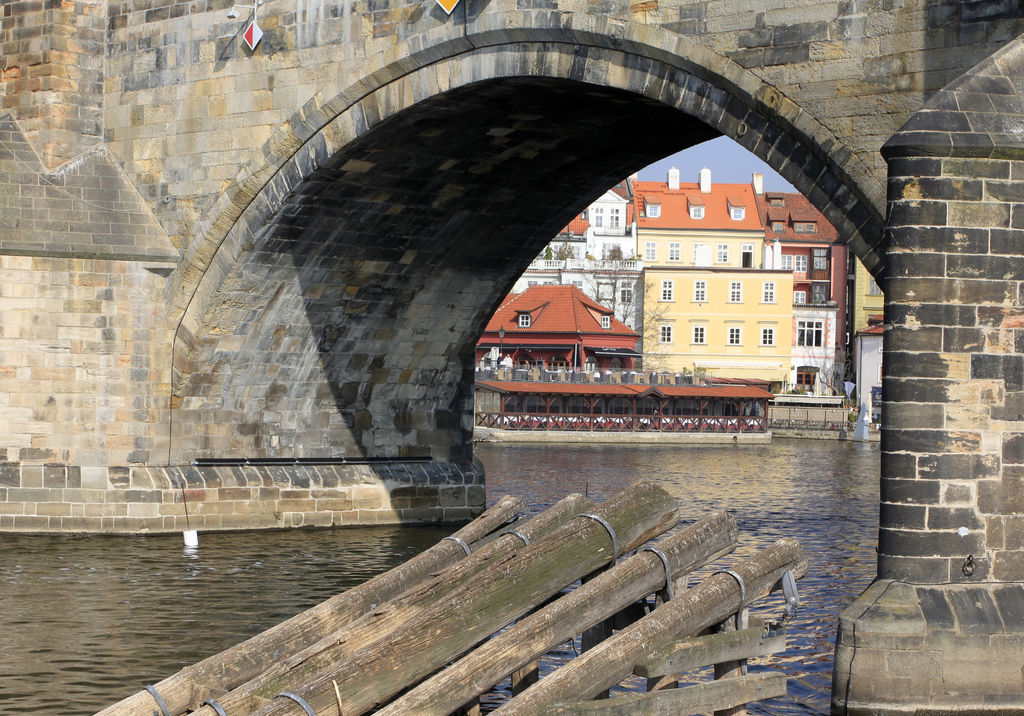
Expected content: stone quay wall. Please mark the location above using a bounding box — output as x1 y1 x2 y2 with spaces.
0 460 483 533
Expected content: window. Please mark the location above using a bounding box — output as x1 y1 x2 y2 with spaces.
728 327 742 345
693 243 708 265
729 281 742 303
780 254 794 271
769 197 784 207
717 244 729 263
527 280 538 286
796 366 818 391
741 243 753 268
812 248 828 272
692 326 705 344
772 221 785 232
610 208 621 228
647 204 661 218
660 325 673 344
795 222 817 233
693 280 706 302
868 277 882 295
794 290 807 304
669 242 680 261
812 282 829 304
762 281 775 303
601 315 611 329
572 280 583 288
795 255 808 273
689 205 705 220
730 205 746 221
761 327 775 346
661 280 674 301
645 242 657 261
797 320 824 347
518 313 531 328
592 207 603 227
620 287 633 304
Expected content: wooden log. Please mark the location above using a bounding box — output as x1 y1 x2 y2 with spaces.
246 480 680 716
95 495 524 716
713 608 748 716
186 493 594 716
377 510 737 716
547 673 788 715
633 621 786 678
493 538 806 715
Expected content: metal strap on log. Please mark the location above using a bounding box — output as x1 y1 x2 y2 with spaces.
442 535 472 556
144 685 171 716
577 513 620 558
276 692 317 715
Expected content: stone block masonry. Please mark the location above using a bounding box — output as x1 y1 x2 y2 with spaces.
0 460 483 533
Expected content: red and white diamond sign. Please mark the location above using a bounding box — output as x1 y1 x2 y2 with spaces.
243 20 263 51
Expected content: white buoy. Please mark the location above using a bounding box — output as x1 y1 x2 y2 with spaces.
183 529 199 547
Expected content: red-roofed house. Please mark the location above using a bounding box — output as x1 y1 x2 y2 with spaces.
632 167 793 387
476 284 640 371
854 313 884 420
755 184 848 394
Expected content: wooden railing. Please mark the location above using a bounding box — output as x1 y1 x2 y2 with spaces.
476 413 767 432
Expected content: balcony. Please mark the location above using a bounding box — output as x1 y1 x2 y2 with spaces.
526 259 640 271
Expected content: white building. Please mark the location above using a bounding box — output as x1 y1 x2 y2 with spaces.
515 179 642 330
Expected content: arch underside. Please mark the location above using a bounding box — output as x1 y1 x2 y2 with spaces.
169 42 884 464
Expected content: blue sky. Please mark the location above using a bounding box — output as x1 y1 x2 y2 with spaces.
637 136 797 192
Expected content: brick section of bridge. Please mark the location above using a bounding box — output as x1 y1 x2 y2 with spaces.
833 40 1024 714
0 459 482 532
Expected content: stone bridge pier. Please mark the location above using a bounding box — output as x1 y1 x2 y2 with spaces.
1 0 1024 711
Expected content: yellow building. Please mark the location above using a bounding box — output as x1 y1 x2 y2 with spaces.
635 168 794 383
642 267 794 381
850 257 884 333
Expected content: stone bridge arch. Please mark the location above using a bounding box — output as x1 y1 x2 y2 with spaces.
167 32 885 466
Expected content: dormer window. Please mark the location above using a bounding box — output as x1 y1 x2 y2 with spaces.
647 204 661 218
794 222 817 233
768 196 784 207
730 205 745 221
772 221 785 232
689 205 704 220
601 315 611 329
518 313 531 328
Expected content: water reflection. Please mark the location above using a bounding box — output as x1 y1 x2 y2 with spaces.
0 525 448 714
0 439 877 715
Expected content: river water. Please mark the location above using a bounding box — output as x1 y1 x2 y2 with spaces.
0 438 878 715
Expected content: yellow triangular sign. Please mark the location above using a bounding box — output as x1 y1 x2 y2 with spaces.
435 0 460 14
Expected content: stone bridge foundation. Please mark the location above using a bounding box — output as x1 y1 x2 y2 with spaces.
0 460 483 532
833 44 1024 715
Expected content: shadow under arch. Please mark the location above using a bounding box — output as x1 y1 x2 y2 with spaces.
165 37 887 463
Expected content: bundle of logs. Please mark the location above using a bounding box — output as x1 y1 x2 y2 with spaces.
98 480 806 716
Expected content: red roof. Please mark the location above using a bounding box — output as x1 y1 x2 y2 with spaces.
632 179 763 231
484 284 638 339
756 192 838 243
477 380 773 400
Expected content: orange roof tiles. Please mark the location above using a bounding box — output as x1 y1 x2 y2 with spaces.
755 191 838 243
483 284 638 339
632 179 763 231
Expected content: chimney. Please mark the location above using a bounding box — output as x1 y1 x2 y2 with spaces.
699 167 711 194
752 172 764 195
667 166 680 190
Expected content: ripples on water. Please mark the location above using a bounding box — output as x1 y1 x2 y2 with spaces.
0 439 878 715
